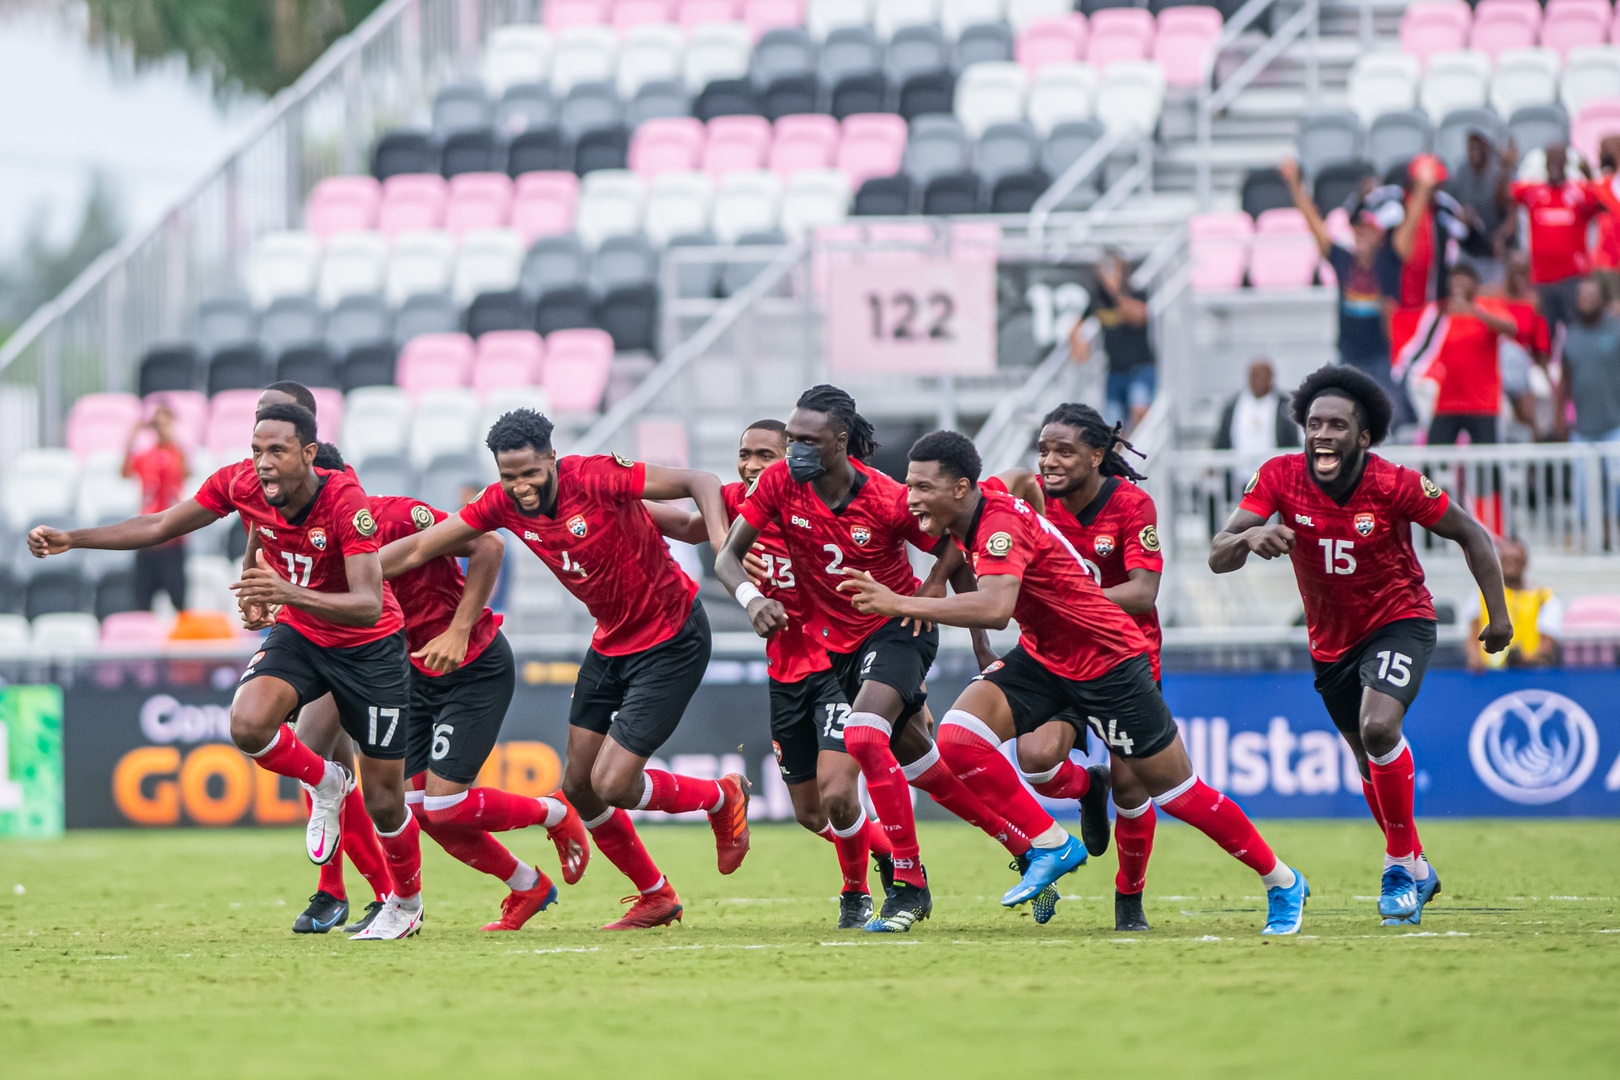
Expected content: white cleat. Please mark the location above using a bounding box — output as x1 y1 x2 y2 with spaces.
350 895 423 941
305 761 353 866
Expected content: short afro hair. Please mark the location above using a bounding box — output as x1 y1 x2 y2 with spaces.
254 402 318 446
908 429 981 485
745 418 788 441
485 408 555 456
1290 364 1392 446
312 442 346 471
263 381 318 415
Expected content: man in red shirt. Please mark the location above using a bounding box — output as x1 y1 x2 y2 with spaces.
841 430 1311 936
1396 263 1520 444
31 404 426 939
121 402 189 611
1211 365 1512 925
380 408 748 931
1504 142 1603 332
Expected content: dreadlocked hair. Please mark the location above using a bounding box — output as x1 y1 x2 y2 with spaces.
1039 402 1148 482
796 384 880 461
1290 364 1391 446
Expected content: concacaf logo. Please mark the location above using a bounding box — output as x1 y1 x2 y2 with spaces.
1420 474 1443 499
613 453 635 468
1139 524 1160 552
308 527 327 551
411 504 435 530
850 525 872 546
352 508 377 537
986 531 1013 557
567 514 589 538
1244 471 1260 495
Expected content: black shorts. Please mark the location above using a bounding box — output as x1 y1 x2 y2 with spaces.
569 600 711 758
977 648 1176 759
827 617 938 724
1044 678 1162 754
242 624 412 760
767 669 850 784
1312 617 1437 734
406 631 516 784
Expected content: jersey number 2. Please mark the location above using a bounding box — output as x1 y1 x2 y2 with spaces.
1318 538 1356 575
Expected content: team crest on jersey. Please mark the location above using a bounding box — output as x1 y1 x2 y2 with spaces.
613 452 634 468
1420 474 1442 499
566 514 589 538
1354 513 1375 536
411 504 435 530
1093 534 1116 557
1244 470 1260 495
353 508 377 537
308 527 327 551
1139 524 1160 552
850 525 872 546
986 531 1013 557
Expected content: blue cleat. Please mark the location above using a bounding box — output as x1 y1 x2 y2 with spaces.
1001 834 1086 909
1261 868 1309 935
1383 862 1442 926
1378 865 1419 921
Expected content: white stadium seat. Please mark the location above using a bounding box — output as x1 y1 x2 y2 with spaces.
385 230 455 306
552 26 619 94
1027 61 1096 136
940 0 1006 40
1419 49 1491 123
807 0 874 41
1095 60 1165 137
341 386 413 463
874 0 942 41
2 448 79 529
247 231 321 308
1346 51 1422 127
575 169 649 249
316 230 389 308
1006 0 1070 33
712 170 784 242
30 613 101 654
955 61 1029 138
407 388 482 468
1561 45 1620 117
451 228 526 305
644 170 716 246
684 22 753 88
0 614 29 658
482 24 555 94
780 169 852 238
1490 47 1561 117
619 23 685 98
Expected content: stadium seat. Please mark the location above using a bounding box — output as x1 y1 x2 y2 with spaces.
686 22 754 88
1085 7 1153 67
1153 6 1221 88
553 26 619 94
594 282 661 351
340 343 399 391
853 173 917 213
1469 0 1540 60
988 167 1048 211
451 228 525 305
1542 2 1611 60
613 0 674 28
378 173 449 237
953 21 1016 70
974 119 1041 189
353 453 416 498
645 170 717 243
0 614 29 656
144 391 207 449
559 81 626 143
443 172 515 238
98 611 170 650
3 450 79 529
922 170 982 212
433 82 494 138
678 0 743 29
1295 110 1363 177
305 176 382 240
781 169 852 235
629 79 695 126
483 24 556 95
441 128 501 177
372 130 437 180
276 344 338 389
899 69 957 119
393 291 460 343
396 333 475 395
1027 62 1096 135
1238 167 1292 219
522 234 592 298
542 329 616 411
1094 60 1164 136
194 295 258 355
1489 48 1560 118
808 0 875 41
751 27 815 88
664 231 722 297
906 114 971 184
575 125 632 174
704 113 775 175
512 170 581 243
536 284 599 334
203 390 263 457
838 112 910 186
695 77 764 119
770 113 842 174
472 330 546 393
885 25 951 88
385 230 456 305
618 23 685 98
875 0 942 41
1572 97 1620 163
1188 211 1251 291
1313 159 1376 214
496 83 558 136
630 116 708 177
406 388 480 468
831 71 891 118
1400 1 1472 67
138 345 202 396
1007 0 1072 33
1248 208 1319 289
507 127 572 176
1366 108 1436 175
714 170 785 240
1420 50 1491 123
1436 107 1508 169
1508 102 1571 154
1346 52 1421 127
316 231 389 308
206 344 269 396
590 234 660 294
309 387 344 442
955 61 1027 137
247 231 320 308
325 293 391 357
762 72 820 119
465 291 536 338
65 393 144 458
941 0 1006 41
576 169 649 249
545 0 612 26
1016 15 1085 73
745 0 808 38
820 25 884 87
1561 45 1620 117
1039 118 1105 202
30 611 100 650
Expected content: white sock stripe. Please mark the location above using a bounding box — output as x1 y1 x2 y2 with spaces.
1114 799 1152 818
540 796 567 829
245 727 281 758
842 710 892 736
830 809 868 839
900 745 941 781
640 875 666 894
940 709 1002 748
1368 737 1410 768
637 773 655 811
375 806 414 838
404 790 425 805
422 791 468 813
1019 763 1062 785
1152 773 1199 808
582 806 616 830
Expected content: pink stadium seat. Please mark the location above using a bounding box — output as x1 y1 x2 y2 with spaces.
1543 3 1613 59
629 116 708 176
1563 593 1620 631
745 0 806 39
1016 14 1087 72
1546 0 1613 21
473 330 546 393
1154 7 1223 87
66 393 144 458
99 612 172 649
378 173 449 237
636 418 689 467
1085 8 1153 68
545 0 611 28
1248 209 1321 289
1400 1 1472 66
144 391 207 451
613 0 678 28
837 113 909 188
1572 97 1620 163
511 171 581 244
770 113 841 175
305 176 382 241
309 387 345 444
1188 212 1252 292
444 173 515 237
1469 0 1540 58
397 333 475 394
542 329 615 412
703 114 773 176
678 0 742 29
204 390 264 456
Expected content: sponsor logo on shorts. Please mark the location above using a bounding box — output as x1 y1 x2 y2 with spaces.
1093 534 1115 557
352 508 377 537
850 525 871 546
1294 514 1314 527
308 527 327 550
240 650 266 680
613 453 635 468
567 514 588 538
257 526 276 540
411 504 435 530
1354 513 1375 536
1420 474 1442 499
1469 690 1600 805
1139 524 1159 553
791 514 812 529
985 531 1013 557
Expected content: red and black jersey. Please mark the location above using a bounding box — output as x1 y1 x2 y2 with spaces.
370 495 501 677
723 480 830 683
1238 452 1449 662
459 454 698 656
960 490 1149 681
194 460 405 648
738 458 938 653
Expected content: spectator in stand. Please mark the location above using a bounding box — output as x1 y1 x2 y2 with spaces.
1446 129 1511 288
1386 155 1486 312
1071 248 1154 431
121 403 189 611
1497 253 1552 440
1587 136 1620 306
1214 358 1299 452
1466 538 1560 670
1501 142 1605 333
1402 263 1519 445
1556 278 1620 443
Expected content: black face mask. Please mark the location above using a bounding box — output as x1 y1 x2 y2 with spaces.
787 441 826 484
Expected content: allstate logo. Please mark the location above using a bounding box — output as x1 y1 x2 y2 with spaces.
1468 690 1600 805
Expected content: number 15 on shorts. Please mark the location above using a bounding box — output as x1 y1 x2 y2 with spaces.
368 706 400 748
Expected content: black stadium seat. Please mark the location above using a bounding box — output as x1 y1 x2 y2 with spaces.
440 127 500 177
898 71 956 122
25 568 91 620
535 285 598 335
829 73 888 120
465 291 535 337
694 79 762 121
593 283 659 352
339 344 397 391
94 570 138 620
990 170 1050 213
574 125 630 175
922 172 981 215
138 344 201 395
1313 160 1376 216
1240 167 1294 220
275 344 339 388
371 130 436 180
762 74 820 121
853 174 916 215
206 344 269 396
506 127 571 177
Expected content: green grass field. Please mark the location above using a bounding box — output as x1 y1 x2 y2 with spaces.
3 820 1618 1079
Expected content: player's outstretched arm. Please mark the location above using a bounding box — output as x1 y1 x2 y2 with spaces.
643 499 709 544
414 531 506 673
230 548 386 627
1105 567 1161 614
1209 507 1295 572
997 468 1046 514
840 569 1019 629
715 515 789 638
27 499 220 558
379 514 485 578
642 465 729 551
1429 502 1514 654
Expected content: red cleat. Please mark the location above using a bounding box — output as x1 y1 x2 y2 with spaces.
480 871 558 932
601 882 683 930
708 772 751 875
546 793 591 885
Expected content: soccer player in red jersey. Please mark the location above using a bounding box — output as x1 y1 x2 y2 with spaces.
1211 365 1513 925
716 386 1037 933
30 403 426 939
650 420 896 929
379 408 747 930
842 430 1313 936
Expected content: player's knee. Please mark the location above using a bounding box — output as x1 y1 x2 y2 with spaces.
364 786 406 833
1360 716 1402 758
561 770 594 809
820 789 862 828
793 804 826 833
228 705 278 754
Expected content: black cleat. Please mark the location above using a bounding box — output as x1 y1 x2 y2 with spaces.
341 899 386 935
1115 889 1150 932
864 868 932 933
293 890 349 934
837 890 875 929
873 850 895 897
1077 764 1113 857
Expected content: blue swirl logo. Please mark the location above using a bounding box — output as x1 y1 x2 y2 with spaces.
1469 691 1600 805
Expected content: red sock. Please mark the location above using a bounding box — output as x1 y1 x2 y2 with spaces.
865 818 893 859
418 815 521 882
318 849 346 899
341 788 393 902
423 787 549 832
842 724 925 888
640 770 723 815
1158 777 1278 877
1032 760 1091 800
1368 741 1418 859
820 821 872 893
376 811 422 899
251 725 327 786
937 720 1051 849
1114 802 1156 895
911 753 1031 857
587 808 664 893
1362 776 1387 831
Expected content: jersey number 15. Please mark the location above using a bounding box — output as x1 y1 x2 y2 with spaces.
1318 538 1356 575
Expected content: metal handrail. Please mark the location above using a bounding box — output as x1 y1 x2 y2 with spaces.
1028 126 1128 240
